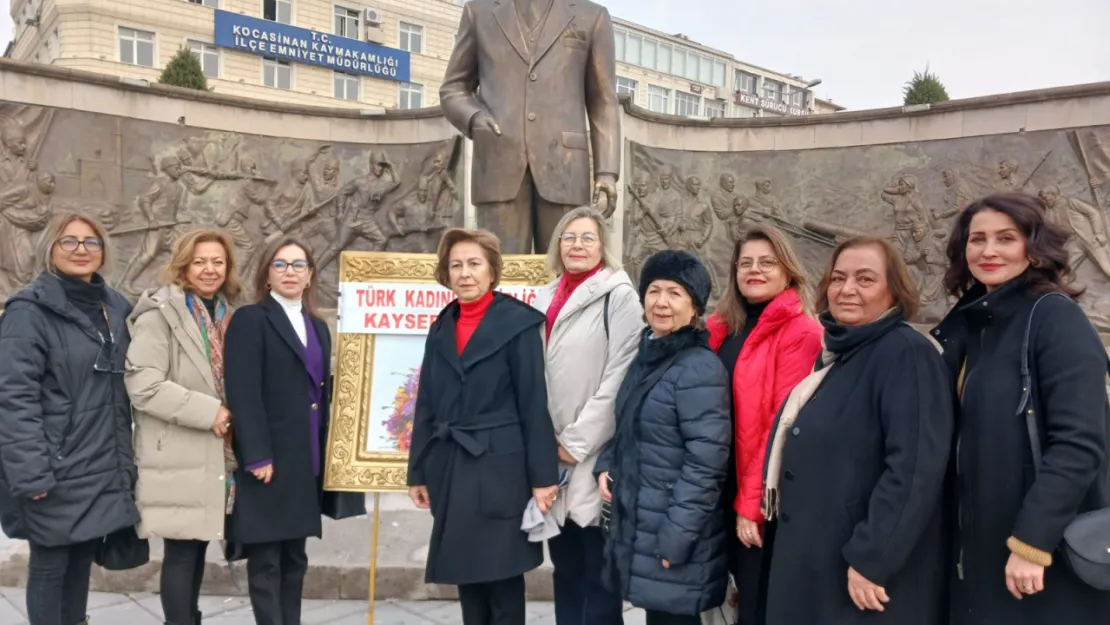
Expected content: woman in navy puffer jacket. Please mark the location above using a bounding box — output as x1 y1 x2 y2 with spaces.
595 250 732 625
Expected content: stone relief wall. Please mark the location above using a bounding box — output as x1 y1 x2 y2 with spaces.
0 102 464 306
623 125 1110 328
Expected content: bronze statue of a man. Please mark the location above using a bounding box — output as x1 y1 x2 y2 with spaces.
441 0 621 254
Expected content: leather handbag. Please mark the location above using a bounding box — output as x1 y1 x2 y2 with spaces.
322 490 368 521
1018 292 1110 590
94 526 150 571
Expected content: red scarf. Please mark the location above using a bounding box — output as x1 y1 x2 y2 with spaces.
545 263 603 340
456 290 494 354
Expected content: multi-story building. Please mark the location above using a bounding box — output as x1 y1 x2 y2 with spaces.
7 0 843 117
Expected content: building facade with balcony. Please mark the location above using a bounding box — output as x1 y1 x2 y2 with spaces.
7 0 843 117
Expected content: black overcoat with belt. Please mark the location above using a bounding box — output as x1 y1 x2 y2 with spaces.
224 296 338 545
931 279 1110 625
764 318 954 625
407 292 559 585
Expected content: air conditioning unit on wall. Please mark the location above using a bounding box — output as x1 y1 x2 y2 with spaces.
365 8 383 27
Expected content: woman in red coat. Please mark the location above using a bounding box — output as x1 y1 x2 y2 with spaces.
706 224 822 625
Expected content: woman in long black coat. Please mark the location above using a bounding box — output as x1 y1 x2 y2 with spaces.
407 228 559 625
761 236 954 625
225 236 363 625
931 193 1110 625
0 213 140 625
595 250 732 625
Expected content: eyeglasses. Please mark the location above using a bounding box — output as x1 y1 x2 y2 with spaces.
93 336 125 375
272 259 311 273
559 233 599 246
56 236 103 252
738 259 780 272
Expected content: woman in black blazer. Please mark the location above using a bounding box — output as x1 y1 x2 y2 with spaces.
224 236 360 625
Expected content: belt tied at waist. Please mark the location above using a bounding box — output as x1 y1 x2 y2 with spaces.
411 416 520 468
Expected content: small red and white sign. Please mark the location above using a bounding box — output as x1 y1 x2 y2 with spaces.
337 281 543 335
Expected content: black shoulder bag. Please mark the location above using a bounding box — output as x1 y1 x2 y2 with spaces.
1018 292 1110 590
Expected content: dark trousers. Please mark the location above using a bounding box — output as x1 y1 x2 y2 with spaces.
457 575 526 625
644 611 700 625
735 520 776 625
161 539 209 624
245 539 308 625
475 167 574 254
548 520 624 625
26 539 99 625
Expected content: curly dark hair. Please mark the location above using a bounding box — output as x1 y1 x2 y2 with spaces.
943 192 1083 300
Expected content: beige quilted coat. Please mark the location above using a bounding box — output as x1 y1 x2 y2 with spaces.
124 284 227 541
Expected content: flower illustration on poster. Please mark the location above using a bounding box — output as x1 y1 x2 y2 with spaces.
383 366 419 452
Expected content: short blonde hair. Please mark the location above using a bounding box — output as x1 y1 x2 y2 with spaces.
435 228 503 290
162 229 243 303
40 211 111 276
544 206 619 274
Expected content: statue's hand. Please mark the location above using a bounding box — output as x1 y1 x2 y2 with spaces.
593 174 618 218
470 112 502 137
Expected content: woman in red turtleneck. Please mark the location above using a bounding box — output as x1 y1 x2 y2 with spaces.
407 228 560 625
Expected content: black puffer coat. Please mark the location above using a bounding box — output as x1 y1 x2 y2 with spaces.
0 272 139 546
596 326 731 616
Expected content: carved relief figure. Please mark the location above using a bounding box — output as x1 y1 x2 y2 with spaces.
1038 185 1110 278
919 229 952 306
625 170 670 276
119 156 208 293
440 0 620 253
678 175 713 250
297 149 342 245
996 158 1020 191
261 159 315 240
216 157 276 267
425 149 459 217
881 174 931 264
935 168 975 221
0 121 35 186
0 171 54 291
751 178 784 219
316 151 399 269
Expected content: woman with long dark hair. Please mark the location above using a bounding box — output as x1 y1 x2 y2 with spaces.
932 193 1110 625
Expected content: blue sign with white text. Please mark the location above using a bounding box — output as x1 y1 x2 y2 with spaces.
213 10 410 82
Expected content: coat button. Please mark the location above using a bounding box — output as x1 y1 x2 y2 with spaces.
217 532 222 538
785 470 794 481
527 112 536 121
781 512 791 523
311 403 319 411
791 427 800 436
529 72 537 81
219 475 225 481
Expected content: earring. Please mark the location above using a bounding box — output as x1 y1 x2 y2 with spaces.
1029 259 1041 268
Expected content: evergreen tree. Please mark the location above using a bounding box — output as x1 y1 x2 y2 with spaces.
903 66 950 106
158 48 208 91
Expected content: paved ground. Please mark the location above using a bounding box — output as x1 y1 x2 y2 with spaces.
0 588 649 624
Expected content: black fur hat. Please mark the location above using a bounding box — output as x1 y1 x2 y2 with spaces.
638 250 713 315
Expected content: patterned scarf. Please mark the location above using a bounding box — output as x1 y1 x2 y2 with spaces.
186 293 237 514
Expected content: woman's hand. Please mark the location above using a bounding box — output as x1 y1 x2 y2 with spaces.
598 472 612 503
251 464 274 484
30 492 47 501
1005 552 1045 599
847 567 889 611
737 516 763 548
409 485 430 510
211 406 232 437
533 485 558 513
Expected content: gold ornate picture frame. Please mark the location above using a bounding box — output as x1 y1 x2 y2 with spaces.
323 250 550 492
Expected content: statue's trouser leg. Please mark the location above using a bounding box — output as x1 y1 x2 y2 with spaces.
475 168 575 255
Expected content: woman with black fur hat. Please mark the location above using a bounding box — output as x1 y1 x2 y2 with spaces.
594 250 732 625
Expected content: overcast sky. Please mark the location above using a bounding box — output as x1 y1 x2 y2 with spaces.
1 0 1107 111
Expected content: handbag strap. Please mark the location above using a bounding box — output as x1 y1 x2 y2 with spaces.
1018 291 1110 475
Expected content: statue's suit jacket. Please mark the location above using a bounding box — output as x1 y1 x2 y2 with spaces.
440 0 621 206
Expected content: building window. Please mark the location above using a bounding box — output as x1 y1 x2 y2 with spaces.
735 71 757 94
263 0 292 24
399 22 423 54
647 85 669 114
187 0 219 6
625 34 641 65
763 79 781 101
262 57 291 89
704 99 725 118
683 51 698 81
334 6 359 38
334 71 360 101
399 82 424 109
186 40 220 78
675 91 700 117
712 60 726 88
656 43 671 74
118 27 155 67
613 30 624 62
616 77 637 100
788 88 807 107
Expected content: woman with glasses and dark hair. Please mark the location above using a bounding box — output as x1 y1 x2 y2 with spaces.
0 212 140 625
223 237 362 625
932 193 1110 625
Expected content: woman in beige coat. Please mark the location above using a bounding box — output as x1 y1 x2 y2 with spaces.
534 206 644 625
124 229 241 625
